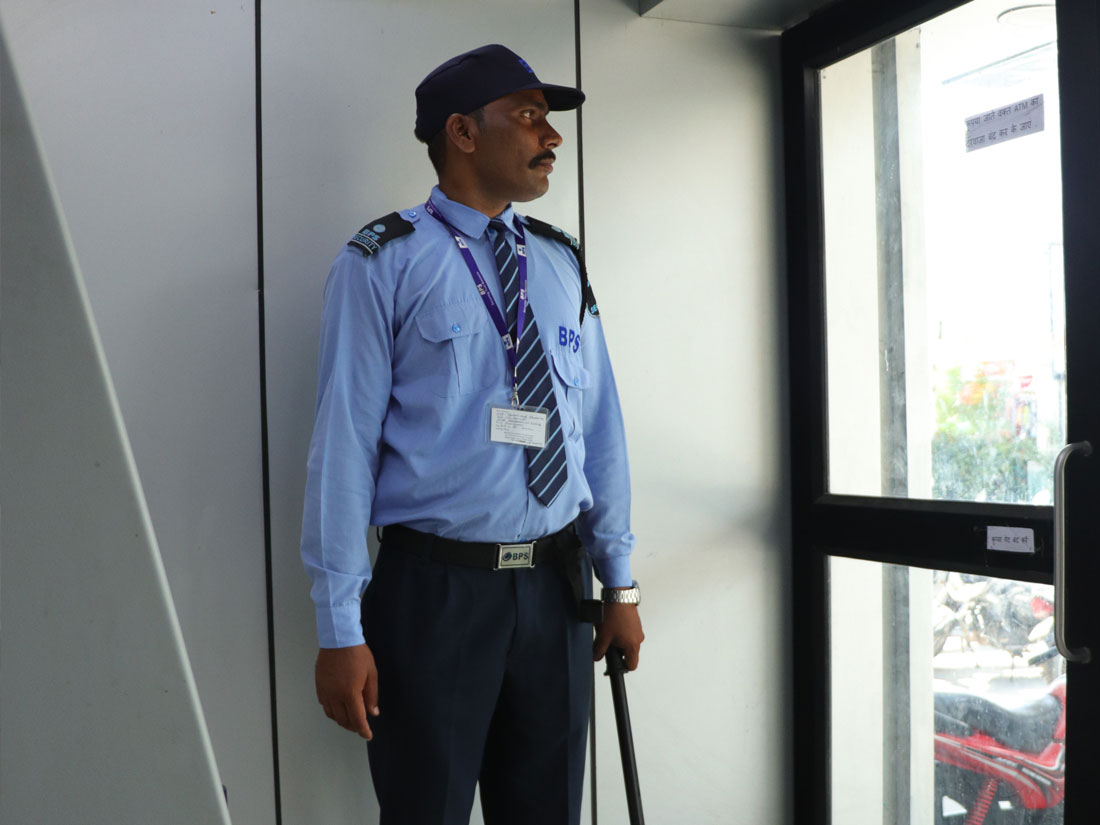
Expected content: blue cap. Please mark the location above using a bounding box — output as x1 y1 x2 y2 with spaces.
414 44 585 142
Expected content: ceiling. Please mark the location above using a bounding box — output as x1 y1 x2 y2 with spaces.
638 0 842 31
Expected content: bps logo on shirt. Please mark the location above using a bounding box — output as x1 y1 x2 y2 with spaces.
558 326 580 353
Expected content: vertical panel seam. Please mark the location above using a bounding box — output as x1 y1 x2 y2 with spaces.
575 7 596 825
576 0 586 253
255 1 284 822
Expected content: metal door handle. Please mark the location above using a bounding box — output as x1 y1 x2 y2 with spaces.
1054 440 1093 664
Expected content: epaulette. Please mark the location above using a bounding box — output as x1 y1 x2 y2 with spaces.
347 211 416 256
524 216 600 325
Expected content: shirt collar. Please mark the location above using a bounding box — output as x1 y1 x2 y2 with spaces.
429 185 519 239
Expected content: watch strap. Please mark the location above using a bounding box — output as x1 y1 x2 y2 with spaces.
600 580 641 606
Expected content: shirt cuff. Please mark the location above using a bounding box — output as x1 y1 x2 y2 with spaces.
315 602 366 648
592 553 633 589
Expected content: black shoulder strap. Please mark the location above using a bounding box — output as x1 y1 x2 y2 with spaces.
347 212 416 256
523 216 600 325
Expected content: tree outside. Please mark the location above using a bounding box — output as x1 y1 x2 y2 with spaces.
932 364 1058 504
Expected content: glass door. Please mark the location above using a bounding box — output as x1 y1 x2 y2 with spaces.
783 0 1100 822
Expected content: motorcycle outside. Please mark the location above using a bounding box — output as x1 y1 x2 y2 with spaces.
1025 613 1067 684
933 573 1056 672
934 676 1066 824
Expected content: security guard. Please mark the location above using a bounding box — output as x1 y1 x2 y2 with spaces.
301 44 643 825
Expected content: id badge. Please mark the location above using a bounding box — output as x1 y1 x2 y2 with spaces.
489 405 548 449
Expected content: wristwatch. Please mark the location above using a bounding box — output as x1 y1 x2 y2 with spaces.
601 580 641 606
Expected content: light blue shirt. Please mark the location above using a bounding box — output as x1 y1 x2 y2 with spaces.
301 187 635 647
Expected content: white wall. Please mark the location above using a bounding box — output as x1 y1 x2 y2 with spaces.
579 5 789 823
0 2 273 822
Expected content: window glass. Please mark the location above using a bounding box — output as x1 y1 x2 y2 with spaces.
821 0 1064 503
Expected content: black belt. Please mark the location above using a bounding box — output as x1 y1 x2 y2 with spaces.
382 522 578 571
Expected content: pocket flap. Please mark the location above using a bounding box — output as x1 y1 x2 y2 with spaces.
415 301 488 343
551 351 591 390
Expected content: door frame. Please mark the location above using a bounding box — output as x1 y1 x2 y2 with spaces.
782 0 1100 821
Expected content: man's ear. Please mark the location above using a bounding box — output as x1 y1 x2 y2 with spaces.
443 112 478 156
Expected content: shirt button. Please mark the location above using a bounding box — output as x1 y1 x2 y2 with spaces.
452 323 461 333
573 377 579 386
408 210 417 217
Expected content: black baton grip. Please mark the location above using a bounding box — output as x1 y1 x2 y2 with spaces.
605 647 644 825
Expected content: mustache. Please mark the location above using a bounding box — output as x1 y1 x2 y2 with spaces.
529 151 556 168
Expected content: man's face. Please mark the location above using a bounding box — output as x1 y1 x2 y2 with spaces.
469 89 562 205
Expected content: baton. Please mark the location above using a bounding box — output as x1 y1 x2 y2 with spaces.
605 646 645 825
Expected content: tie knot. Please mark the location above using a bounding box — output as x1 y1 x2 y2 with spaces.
488 218 509 238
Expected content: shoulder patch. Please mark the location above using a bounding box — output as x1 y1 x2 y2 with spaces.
524 216 580 253
524 216 600 324
347 211 416 256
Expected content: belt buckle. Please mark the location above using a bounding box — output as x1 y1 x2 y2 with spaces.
495 542 535 570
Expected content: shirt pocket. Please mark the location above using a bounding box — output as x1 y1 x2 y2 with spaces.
414 301 497 397
550 350 591 438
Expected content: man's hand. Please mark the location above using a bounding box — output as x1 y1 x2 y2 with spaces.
593 603 644 671
315 644 380 740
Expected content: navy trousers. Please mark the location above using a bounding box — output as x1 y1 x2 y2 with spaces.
362 537 593 825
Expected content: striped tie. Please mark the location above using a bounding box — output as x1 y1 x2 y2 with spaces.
489 219 568 506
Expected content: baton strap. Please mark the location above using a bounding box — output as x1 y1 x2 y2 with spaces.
382 522 578 569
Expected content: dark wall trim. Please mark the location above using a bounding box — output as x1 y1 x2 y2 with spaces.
575 0 587 252
254 1 284 822
573 4 597 824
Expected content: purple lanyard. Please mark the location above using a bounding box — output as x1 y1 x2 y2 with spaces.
425 198 529 403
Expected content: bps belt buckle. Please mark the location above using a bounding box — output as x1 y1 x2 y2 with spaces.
495 542 535 570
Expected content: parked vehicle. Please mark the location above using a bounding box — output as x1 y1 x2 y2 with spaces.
1026 615 1066 684
933 573 1055 665
934 676 1066 824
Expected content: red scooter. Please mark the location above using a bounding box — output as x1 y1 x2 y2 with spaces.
934 676 1066 824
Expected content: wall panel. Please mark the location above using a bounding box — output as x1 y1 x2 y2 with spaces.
1 28 230 822
261 2 580 822
0 3 273 822
578 5 791 823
